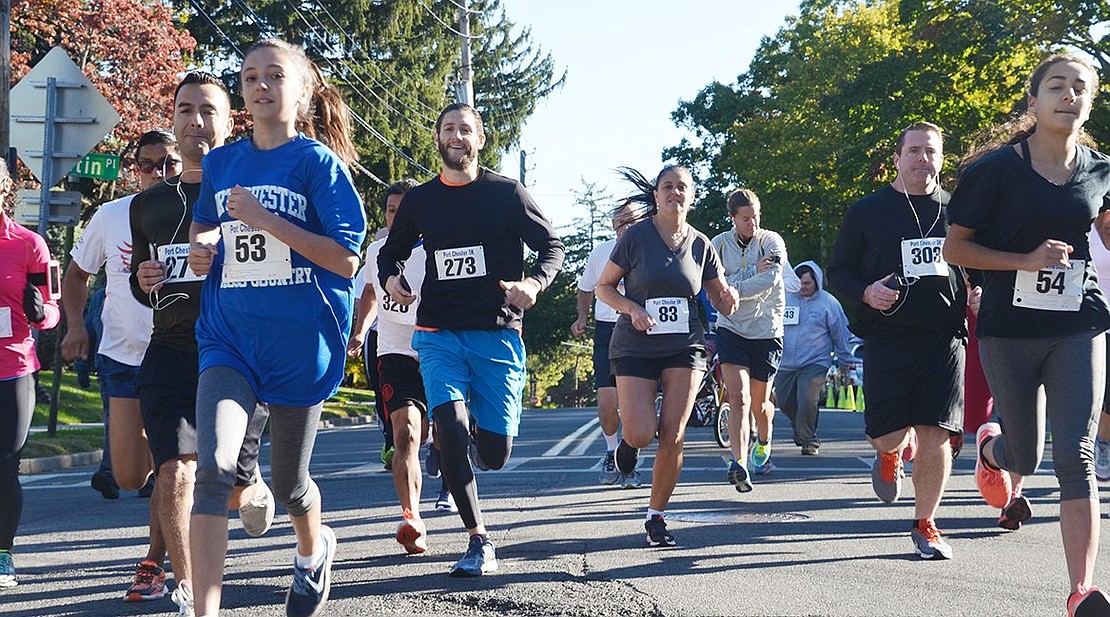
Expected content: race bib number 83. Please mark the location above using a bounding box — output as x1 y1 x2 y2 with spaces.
645 297 689 335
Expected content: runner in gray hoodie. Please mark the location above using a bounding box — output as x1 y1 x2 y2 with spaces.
775 261 854 455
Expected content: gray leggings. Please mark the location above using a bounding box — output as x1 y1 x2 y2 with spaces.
194 366 322 517
979 330 1105 501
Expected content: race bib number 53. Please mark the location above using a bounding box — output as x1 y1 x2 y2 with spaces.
220 221 292 284
1013 260 1084 312
435 246 487 281
645 297 689 335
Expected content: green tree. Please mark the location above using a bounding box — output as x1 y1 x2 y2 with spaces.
669 0 1108 267
177 0 563 230
522 180 613 406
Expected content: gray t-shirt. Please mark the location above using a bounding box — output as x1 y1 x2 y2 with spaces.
607 219 723 358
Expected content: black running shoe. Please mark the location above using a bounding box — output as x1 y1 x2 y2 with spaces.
645 515 675 547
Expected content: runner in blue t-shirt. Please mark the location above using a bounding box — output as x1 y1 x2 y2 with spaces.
186 39 366 617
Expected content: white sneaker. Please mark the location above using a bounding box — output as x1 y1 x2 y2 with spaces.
239 467 275 537
1096 439 1110 482
171 583 195 617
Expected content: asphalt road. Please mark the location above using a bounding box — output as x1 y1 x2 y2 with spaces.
3 406 1106 616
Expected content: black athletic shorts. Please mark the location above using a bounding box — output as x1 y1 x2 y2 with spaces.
377 353 427 417
593 320 617 389
716 328 783 382
138 342 266 485
611 347 708 381
862 333 965 439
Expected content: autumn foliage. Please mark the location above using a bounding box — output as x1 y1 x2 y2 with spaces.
12 0 195 153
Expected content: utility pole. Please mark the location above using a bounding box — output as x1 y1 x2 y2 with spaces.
519 150 526 186
1 0 12 170
455 0 474 105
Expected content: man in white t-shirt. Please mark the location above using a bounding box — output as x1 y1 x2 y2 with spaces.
61 130 181 603
570 202 641 487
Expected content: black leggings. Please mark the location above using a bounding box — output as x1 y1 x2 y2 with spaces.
1 375 34 550
433 401 513 530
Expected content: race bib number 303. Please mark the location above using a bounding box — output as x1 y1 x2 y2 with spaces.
156 243 204 284
645 297 689 335
220 221 292 284
1013 260 1085 312
901 238 947 278
435 246 487 281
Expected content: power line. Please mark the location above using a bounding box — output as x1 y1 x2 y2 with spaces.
311 1 440 118
416 0 483 39
225 0 434 177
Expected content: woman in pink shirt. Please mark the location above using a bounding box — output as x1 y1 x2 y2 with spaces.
0 162 60 588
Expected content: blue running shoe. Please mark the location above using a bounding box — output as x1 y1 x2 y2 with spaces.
728 460 753 493
449 534 497 577
285 525 337 617
0 551 16 588
750 440 771 468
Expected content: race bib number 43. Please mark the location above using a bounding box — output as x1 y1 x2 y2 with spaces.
901 238 947 278
1013 260 1084 312
435 246 487 281
783 305 799 326
645 297 689 335
220 221 292 284
157 243 204 284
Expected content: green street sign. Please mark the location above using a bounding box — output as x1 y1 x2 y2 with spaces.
71 152 121 181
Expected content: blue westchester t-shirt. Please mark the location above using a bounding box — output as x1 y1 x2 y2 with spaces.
193 135 366 406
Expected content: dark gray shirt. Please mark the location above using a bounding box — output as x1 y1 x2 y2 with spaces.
607 219 723 358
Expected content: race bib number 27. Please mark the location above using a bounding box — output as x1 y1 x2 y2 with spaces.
157 243 204 284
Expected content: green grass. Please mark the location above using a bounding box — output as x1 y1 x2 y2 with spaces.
23 372 377 458
32 369 106 426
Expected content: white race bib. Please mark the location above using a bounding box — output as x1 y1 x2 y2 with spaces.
379 294 417 326
434 246 487 281
220 221 292 284
0 307 11 338
1013 260 1085 312
783 305 799 326
901 237 947 278
645 297 689 335
157 243 204 284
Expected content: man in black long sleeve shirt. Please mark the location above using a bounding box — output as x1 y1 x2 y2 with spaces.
827 122 965 561
378 103 564 577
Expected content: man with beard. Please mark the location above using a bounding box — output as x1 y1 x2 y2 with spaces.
377 103 564 577
827 122 967 561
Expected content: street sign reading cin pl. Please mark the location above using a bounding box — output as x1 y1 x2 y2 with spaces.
71 152 121 181
9 47 121 188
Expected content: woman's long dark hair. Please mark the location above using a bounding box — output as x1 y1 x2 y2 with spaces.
612 164 693 220
960 54 1098 173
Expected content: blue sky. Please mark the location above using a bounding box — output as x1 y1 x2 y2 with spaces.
495 1 802 231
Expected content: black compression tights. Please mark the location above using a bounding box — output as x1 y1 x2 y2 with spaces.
0 375 34 550
432 401 513 530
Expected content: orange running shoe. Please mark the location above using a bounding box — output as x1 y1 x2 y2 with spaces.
396 510 428 555
975 422 1012 508
870 451 903 503
1067 584 1110 617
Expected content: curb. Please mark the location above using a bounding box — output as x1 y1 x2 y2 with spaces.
21 450 103 475
22 415 377 476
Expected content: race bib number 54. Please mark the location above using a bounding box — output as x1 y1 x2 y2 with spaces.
220 221 292 284
435 246 487 281
1013 260 1084 312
